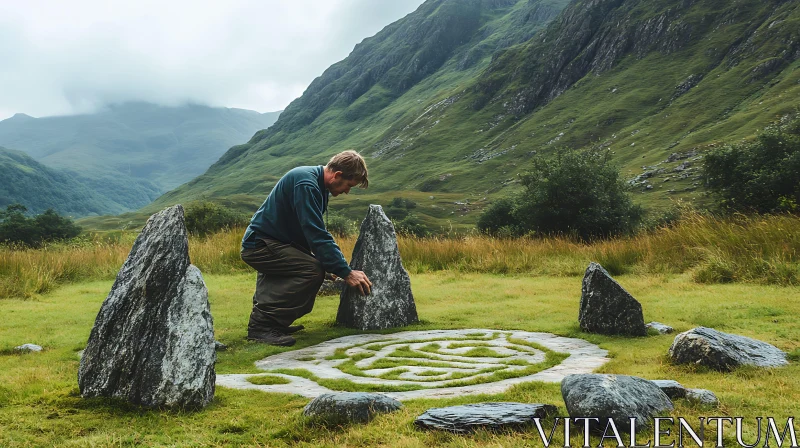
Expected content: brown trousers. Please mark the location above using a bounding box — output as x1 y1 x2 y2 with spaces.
240 238 325 332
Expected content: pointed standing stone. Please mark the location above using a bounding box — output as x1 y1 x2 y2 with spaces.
336 205 418 330
579 262 647 336
78 205 216 409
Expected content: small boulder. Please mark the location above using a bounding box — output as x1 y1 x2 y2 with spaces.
317 277 345 296
214 341 228 351
646 322 674 334
414 402 557 434
668 327 787 371
686 388 719 407
78 205 216 409
650 379 687 399
303 392 402 424
336 205 418 330
14 344 42 352
562 374 673 432
579 263 647 336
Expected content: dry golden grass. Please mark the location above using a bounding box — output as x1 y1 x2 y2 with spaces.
1 212 798 299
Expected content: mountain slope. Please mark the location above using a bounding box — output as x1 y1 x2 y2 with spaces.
151 0 800 229
0 103 281 215
0 147 130 216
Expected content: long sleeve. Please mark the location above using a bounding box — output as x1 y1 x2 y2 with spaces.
293 183 352 278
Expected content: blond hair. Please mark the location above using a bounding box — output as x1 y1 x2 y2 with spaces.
326 150 369 188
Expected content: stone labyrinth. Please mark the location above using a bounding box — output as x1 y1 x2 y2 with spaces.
217 330 609 400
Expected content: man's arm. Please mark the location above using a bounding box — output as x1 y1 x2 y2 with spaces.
293 184 372 294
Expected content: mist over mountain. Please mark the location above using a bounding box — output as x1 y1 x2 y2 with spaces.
0 103 281 216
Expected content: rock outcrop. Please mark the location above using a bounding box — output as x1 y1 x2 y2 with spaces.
303 392 402 424
562 374 673 432
579 263 647 336
668 327 787 371
78 205 216 409
336 205 418 330
414 402 557 434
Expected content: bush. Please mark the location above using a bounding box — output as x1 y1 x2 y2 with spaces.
385 197 417 220
325 211 357 237
184 201 247 236
703 115 800 214
477 148 643 241
394 214 429 237
0 204 82 247
476 197 518 235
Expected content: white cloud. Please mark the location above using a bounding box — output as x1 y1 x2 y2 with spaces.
0 0 425 119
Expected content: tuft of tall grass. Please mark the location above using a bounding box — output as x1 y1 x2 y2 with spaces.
1 212 798 299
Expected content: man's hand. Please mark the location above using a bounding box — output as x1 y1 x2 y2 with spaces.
345 270 372 295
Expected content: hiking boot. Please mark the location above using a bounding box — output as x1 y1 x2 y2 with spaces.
247 328 296 346
282 324 305 334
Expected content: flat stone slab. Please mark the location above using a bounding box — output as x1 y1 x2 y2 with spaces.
304 392 402 424
414 402 557 434
646 322 674 334
14 344 42 352
217 329 609 400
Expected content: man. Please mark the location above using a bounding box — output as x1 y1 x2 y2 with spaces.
240 150 373 346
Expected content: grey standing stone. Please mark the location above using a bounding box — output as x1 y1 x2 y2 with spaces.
336 205 418 330
650 379 687 399
561 374 673 431
14 344 42 352
303 392 402 424
646 322 674 334
414 402 557 434
78 205 216 409
579 263 647 336
686 388 719 406
668 327 788 371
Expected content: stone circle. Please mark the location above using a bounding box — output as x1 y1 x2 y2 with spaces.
216 329 609 400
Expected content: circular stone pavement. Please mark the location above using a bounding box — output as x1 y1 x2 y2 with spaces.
216 329 609 400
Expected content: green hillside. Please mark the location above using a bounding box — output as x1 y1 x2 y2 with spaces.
0 147 137 216
146 0 799 231
0 103 281 216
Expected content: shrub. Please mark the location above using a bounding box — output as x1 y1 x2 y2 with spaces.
394 214 429 237
0 204 82 247
477 197 518 235
184 201 247 236
703 115 800 214
477 148 643 241
325 211 357 237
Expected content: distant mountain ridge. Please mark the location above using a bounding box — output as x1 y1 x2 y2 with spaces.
0 103 281 216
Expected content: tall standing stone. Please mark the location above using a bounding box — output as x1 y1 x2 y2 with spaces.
78 205 216 409
337 205 418 330
579 262 647 336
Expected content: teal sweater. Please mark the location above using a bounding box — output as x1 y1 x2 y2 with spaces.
241 165 352 278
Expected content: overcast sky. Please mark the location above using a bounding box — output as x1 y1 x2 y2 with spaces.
0 0 426 120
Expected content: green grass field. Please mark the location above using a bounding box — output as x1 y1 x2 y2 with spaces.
1 271 798 446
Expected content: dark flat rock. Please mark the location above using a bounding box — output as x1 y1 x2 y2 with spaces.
668 327 787 371
303 392 402 424
337 205 418 330
414 402 557 434
562 374 673 431
579 263 646 336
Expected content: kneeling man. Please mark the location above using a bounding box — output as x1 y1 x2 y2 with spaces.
240 151 372 346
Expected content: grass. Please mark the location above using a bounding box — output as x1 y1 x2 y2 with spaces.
1 271 799 446
3 211 800 300
246 375 291 386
